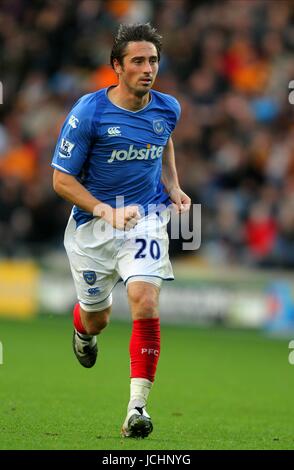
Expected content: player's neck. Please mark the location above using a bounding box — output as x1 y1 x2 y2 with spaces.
108 85 150 112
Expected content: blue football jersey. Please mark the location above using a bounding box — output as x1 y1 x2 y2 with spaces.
51 87 181 227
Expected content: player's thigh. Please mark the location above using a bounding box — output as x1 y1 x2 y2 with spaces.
64 215 120 309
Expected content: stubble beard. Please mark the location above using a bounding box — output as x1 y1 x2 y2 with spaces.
134 87 150 98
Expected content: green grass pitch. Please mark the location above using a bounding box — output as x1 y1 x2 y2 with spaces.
0 314 294 450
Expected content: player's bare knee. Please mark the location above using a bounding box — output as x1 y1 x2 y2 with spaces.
96 312 110 331
84 315 109 335
128 289 159 319
81 307 110 335
98 311 110 331
128 283 158 302
141 296 158 316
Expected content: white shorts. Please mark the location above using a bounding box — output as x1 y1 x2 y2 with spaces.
64 209 174 311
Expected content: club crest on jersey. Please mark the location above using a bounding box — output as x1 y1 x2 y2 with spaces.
153 119 165 135
59 139 75 158
83 271 97 285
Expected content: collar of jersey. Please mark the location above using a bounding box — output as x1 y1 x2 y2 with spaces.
105 86 153 113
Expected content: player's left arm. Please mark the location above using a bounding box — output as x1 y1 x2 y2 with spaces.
161 137 191 213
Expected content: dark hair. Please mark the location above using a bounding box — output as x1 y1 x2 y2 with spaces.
110 23 162 68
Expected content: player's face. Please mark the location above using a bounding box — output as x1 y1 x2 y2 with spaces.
116 41 159 97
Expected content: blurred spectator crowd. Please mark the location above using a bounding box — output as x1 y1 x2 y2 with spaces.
0 0 294 267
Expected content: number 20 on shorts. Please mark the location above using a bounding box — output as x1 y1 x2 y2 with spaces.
134 238 161 260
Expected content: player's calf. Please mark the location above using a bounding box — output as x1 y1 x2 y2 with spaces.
78 304 110 335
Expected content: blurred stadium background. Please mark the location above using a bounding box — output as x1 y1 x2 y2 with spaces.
1 0 294 450
1 0 294 329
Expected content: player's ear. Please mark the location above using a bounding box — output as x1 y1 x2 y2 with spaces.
113 58 123 75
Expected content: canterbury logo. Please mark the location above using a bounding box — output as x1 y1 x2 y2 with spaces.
108 126 121 136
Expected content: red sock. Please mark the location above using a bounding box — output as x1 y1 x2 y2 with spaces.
129 318 161 382
73 303 87 334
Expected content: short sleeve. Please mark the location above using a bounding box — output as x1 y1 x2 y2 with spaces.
51 94 95 175
169 96 181 132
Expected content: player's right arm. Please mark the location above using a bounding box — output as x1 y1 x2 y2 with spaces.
51 95 140 230
53 170 139 230
53 169 106 216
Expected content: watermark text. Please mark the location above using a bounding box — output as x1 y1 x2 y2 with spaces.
92 198 201 251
